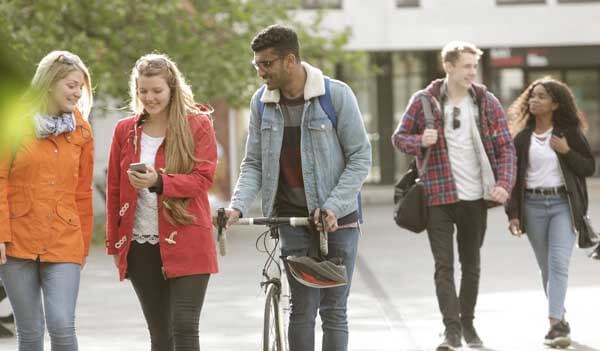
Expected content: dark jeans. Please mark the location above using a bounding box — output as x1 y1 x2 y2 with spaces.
426 199 487 333
279 225 360 351
127 242 210 351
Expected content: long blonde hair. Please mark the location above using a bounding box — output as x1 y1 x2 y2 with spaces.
129 53 201 226
31 50 93 119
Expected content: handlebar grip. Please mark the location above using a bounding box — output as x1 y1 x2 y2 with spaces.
320 231 328 256
218 231 227 256
216 208 227 256
319 210 328 256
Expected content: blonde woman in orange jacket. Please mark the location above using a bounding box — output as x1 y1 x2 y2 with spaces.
0 50 94 351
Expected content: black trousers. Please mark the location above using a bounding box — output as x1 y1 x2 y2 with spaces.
127 242 210 351
426 199 487 333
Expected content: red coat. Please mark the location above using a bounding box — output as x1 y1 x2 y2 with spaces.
106 110 218 280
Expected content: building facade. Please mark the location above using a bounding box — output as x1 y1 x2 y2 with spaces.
297 0 600 183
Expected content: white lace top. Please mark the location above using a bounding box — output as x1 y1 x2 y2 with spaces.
132 132 164 245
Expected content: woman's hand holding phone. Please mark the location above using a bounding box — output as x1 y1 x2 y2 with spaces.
127 163 159 189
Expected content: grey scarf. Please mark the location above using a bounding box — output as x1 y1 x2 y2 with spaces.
33 112 76 139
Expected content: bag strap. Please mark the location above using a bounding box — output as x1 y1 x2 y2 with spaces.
417 95 434 178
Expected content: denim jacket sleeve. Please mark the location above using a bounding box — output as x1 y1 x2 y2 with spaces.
322 81 372 217
229 90 263 217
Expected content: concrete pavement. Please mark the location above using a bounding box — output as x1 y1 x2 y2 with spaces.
0 183 599 350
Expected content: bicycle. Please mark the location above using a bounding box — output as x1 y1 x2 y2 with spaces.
215 208 332 351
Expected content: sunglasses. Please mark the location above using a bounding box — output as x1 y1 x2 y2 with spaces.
252 56 282 71
54 54 77 65
452 107 461 129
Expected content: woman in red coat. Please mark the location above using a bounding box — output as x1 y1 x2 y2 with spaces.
105 53 217 351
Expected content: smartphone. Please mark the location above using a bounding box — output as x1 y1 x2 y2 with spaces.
129 162 148 173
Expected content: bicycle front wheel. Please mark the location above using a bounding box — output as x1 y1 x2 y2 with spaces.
263 282 286 351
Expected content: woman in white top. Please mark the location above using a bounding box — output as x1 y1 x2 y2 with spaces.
506 77 595 349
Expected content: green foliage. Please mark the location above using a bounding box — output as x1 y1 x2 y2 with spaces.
0 28 29 155
1 0 358 109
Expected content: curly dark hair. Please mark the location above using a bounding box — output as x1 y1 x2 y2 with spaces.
508 76 588 136
250 24 300 60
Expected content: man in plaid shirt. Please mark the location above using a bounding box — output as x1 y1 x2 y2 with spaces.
392 41 516 351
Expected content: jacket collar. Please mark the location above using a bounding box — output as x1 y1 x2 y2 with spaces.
425 78 485 105
260 61 325 104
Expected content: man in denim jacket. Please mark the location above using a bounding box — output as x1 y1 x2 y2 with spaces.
226 25 371 351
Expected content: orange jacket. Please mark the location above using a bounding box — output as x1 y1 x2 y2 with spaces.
0 110 94 264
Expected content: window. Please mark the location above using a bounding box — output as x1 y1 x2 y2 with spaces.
302 0 342 9
496 0 545 4
558 0 600 3
396 0 419 7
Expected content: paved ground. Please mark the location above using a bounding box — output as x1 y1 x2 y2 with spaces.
1 183 599 350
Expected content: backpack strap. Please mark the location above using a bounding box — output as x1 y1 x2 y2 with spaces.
418 95 435 178
257 85 267 117
318 77 336 129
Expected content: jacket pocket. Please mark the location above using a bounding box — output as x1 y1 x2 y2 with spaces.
56 203 81 227
9 198 31 219
308 117 334 154
261 121 276 151
261 121 278 167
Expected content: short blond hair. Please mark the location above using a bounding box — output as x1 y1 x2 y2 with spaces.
441 41 483 64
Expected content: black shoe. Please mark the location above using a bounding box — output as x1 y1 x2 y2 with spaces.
591 245 600 260
463 324 484 348
436 330 462 351
0 323 13 338
0 313 14 324
544 321 571 349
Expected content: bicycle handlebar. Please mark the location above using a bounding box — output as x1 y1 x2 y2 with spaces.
235 217 310 226
214 208 328 257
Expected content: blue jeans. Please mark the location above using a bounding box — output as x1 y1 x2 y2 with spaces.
0 257 80 351
279 225 359 351
524 193 576 320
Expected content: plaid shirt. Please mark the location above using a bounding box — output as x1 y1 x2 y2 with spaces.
392 79 516 206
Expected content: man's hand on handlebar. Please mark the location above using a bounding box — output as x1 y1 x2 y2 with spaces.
313 208 338 233
224 208 241 229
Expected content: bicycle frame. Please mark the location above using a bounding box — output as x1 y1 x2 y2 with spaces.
214 209 314 351
214 208 336 351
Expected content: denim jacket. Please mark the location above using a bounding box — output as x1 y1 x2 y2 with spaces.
230 62 371 219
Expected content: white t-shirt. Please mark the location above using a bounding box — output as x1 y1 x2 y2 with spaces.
526 128 564 189
444 97 484 200
132 132 165 245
